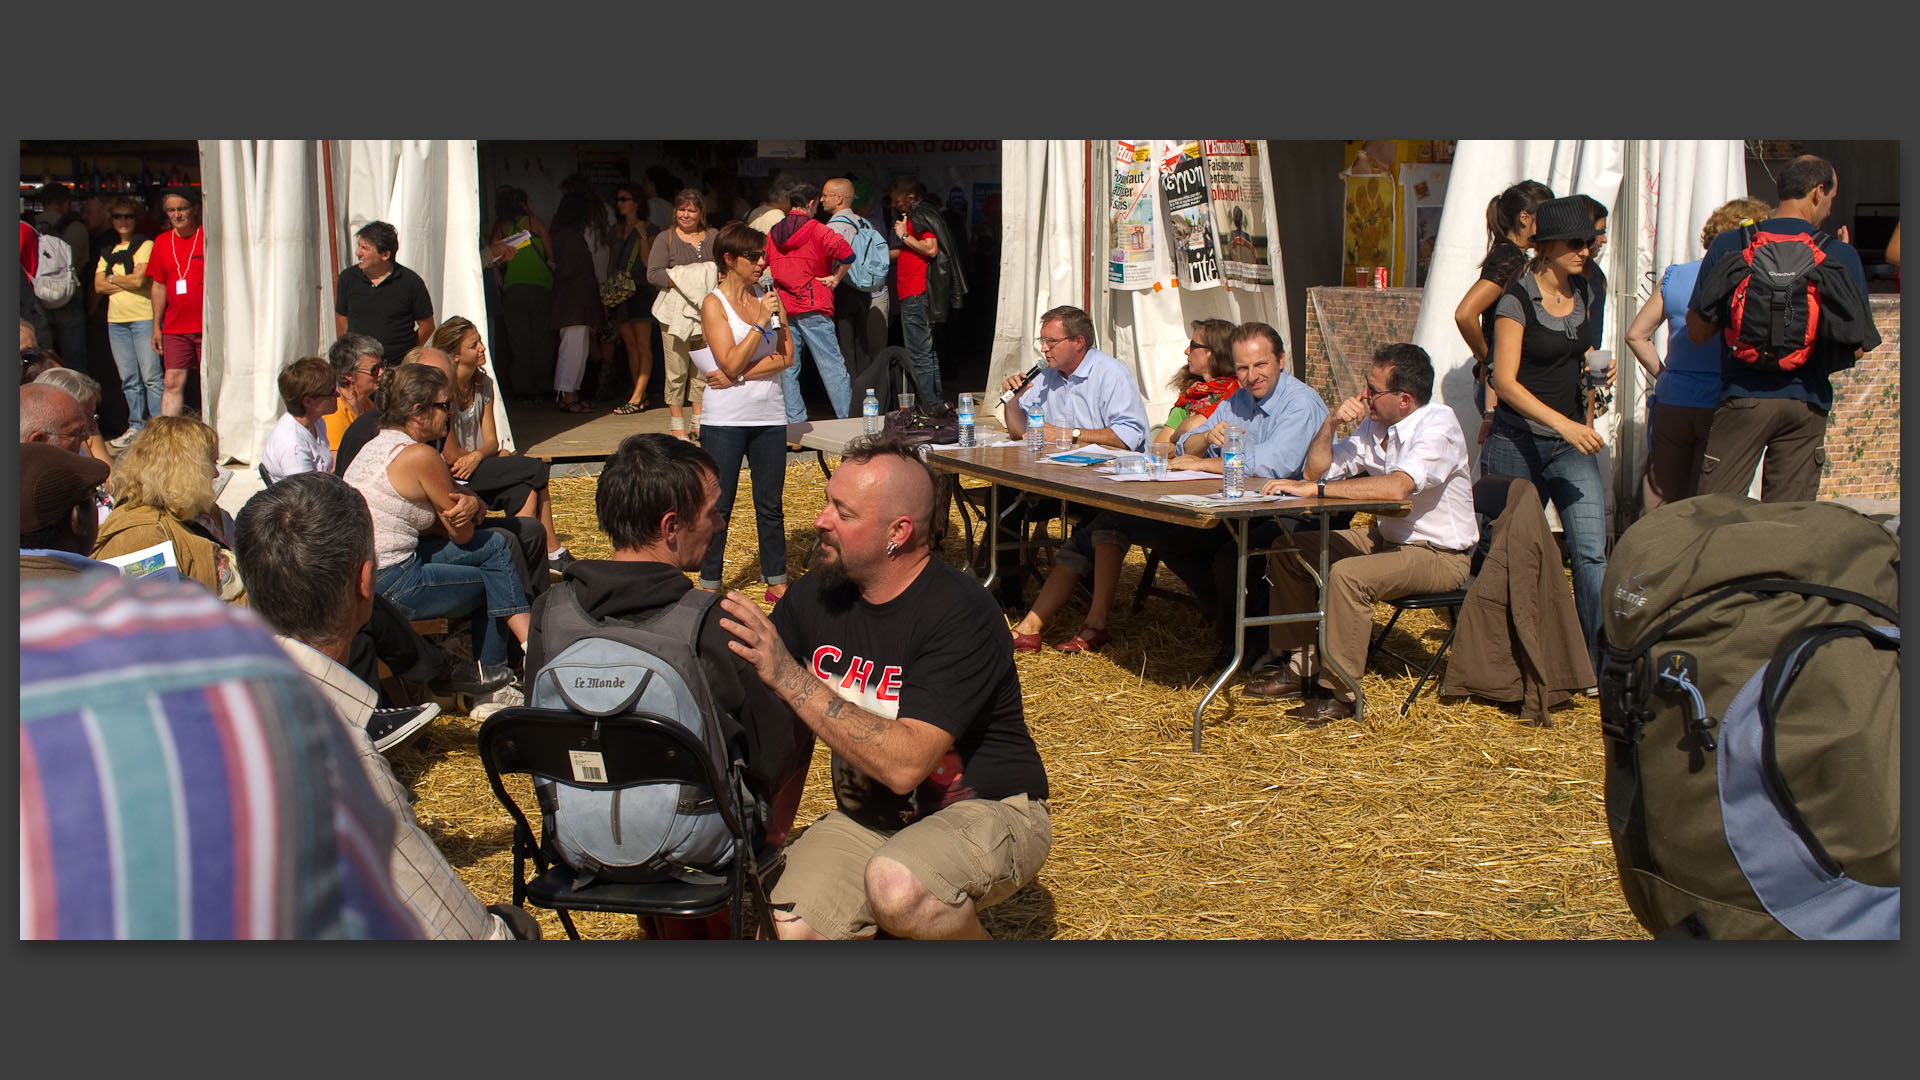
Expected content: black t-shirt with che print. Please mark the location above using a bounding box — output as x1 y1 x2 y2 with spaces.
771 559 1048 832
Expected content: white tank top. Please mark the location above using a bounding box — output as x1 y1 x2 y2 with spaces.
698 286 784 427
343 428 438 569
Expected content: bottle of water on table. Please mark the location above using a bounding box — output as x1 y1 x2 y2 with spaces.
957 393 976 447
1222 425 1245 498
862 387 880 436
1027 402 1047 454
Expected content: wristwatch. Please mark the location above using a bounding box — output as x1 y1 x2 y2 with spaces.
1070 427 1081 444
1317 479 1327 498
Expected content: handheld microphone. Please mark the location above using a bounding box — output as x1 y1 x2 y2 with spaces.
998 363 1044 406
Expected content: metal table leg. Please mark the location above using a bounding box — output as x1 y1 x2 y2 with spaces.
1192 519 1249 751
980 482 1001 592
1311 510 1367 726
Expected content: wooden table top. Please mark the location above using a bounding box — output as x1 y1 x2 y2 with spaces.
924 444 1410 528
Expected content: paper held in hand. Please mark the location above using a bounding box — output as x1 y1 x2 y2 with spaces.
98 539 183 583
690 347 719 374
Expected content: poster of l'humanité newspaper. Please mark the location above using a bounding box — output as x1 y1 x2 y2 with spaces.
1108 140 1157 290
1202 140 1271 290
1157 140 1222 291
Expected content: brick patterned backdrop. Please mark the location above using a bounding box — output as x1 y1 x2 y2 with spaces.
1298 288 1901 504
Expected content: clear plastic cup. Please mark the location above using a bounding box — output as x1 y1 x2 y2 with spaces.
899 392 915 411
1149 442 1172 477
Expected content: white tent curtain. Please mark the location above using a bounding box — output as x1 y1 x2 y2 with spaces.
328 140 507 450
1407 139 1745 532
992 139 1294 422
202 140 328 467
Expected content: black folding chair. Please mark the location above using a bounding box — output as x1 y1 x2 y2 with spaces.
477 706 777 940
1364 476 1514 715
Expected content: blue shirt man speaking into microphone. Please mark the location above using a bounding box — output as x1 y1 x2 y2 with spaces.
999 305 1149 452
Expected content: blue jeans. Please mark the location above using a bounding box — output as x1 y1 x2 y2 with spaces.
899 293 942 403
43 297 87 372
781 312 852 422
698 425 790 589
375 532 529 666
1479 424 1607 669
107 320 164 429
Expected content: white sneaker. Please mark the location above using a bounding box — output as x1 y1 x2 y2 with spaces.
109 429 139 450
470 683 524 721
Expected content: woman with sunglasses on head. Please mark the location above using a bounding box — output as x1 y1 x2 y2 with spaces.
429 317 570 568
695 223 794 603
1007 319 1242 654
1479 195 1611 672
342 363 531 674
607 183 657 416
1454 180 1554 446
94 196 163 447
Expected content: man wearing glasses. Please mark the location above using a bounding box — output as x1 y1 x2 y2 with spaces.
1244 343 1476 726
1000 304 1149 451
146 188 206 417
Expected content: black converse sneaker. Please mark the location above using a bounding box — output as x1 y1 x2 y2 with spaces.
366 702 441 753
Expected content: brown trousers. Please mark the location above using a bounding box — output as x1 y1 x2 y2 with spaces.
1698 396 1827 503
1267 525 1472 695
1644 401 1716 507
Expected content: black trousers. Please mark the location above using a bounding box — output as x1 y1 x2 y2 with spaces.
347 595 449 706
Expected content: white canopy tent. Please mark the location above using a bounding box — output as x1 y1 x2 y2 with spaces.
989 140 1293 424
202 139 507 512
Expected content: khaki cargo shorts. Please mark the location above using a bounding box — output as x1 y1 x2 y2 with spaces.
769 793 1051 939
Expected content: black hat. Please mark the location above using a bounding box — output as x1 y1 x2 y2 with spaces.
1529 196 1599 245
20 443 109 535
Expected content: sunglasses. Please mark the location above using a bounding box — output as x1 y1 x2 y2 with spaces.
1188 341 1209 351
615 195 636 203
423 400 452 412
111 213 137 221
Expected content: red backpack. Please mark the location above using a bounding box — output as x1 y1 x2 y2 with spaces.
1723 222 1830 372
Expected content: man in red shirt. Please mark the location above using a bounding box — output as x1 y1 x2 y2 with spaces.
891 177 942 402
767 177 855 421
146 188 206 417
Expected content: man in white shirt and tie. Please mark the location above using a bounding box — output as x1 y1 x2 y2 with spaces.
1246 343 1479 726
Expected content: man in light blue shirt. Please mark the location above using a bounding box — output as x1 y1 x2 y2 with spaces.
1177 322 1328 478
1001 305 1149 452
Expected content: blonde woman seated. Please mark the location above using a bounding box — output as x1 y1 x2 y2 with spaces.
1008 319 1240 653
93 415 247 602
258 356 339 482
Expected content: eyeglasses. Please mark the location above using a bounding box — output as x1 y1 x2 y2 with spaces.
425 400 451 412
1037 336 1072 350
615 195 636 204
1187 341 1209 351
1362 384 1407 400
111 213 137 221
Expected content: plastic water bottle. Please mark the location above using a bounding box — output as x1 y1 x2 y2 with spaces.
957 393 976 447
862 388 880 435
1027 402 1047 453
1222 426 1245 498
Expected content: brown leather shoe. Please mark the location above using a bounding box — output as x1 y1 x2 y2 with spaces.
1243 668 1309 699
1286 696 1354 728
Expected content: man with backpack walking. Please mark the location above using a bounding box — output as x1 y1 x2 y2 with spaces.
1686 155 1882 502
720 431 1052 939
823 177 890 385
31 183 91 374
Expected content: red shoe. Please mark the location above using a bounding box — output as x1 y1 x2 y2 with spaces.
1011 630 1043 653
763 588 786 605
1055 626 1112 653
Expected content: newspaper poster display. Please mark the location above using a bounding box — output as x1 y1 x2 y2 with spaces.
1202 140 1272 290
1157 140 1222 291
1108 140 1157 290
1400 164 1450 287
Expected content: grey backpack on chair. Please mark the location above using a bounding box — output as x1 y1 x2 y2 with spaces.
527 583 746 885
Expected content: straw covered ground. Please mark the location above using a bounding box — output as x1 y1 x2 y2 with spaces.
392 462 1646 940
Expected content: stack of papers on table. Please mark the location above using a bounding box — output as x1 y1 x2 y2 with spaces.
1159 492 1297 509
1042 447 1122 466
1108 469 1216 482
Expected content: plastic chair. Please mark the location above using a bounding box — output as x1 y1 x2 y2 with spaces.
477 706 777 940
1363 476 1515 715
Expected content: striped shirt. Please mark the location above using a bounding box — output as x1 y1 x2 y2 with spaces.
19 576 421 940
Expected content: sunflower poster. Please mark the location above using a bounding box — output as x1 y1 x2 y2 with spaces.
1342 173 1395 285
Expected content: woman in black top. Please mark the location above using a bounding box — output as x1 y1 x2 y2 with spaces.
1480 195 1609 673
608 183 657 415
1453 180 1553 444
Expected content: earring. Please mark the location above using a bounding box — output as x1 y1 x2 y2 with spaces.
886 540 901 557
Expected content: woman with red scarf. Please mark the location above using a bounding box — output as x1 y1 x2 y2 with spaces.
1008 319 1241 654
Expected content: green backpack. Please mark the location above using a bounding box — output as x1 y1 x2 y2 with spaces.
1596 496 1899 940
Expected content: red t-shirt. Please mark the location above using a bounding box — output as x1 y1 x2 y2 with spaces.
18 221 37 277
146 226 207 335
895 224 932 299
